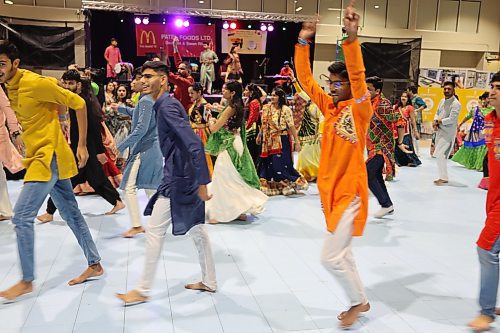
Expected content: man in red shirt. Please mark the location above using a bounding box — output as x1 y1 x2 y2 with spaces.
468 71 500 332
169 36 195 112
104 38 122 79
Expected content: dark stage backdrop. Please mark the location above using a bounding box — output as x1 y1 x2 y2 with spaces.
87 10 314 90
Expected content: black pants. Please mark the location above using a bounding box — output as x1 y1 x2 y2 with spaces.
46 177 121 215
483 154 489 178
366 154 393 208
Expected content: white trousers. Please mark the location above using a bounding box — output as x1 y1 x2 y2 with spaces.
0 163 13 217
137 196 217 295
124 155 156 228
433 137 453 181
321 197 368 307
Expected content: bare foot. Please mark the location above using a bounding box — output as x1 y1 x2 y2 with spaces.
116 289 148 305
184 281 216 293
0 214 11 221
123 226 145 238
237 214 247 221
68 263 104 286
208 219 218 224
338 302 370 328
36 213 54 223
105 201 125 215
467 314 494 332
0 281 33 301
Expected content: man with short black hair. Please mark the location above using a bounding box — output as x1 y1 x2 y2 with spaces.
468 71 500 332
365 76 402 218
104 37 122 79
432 81 461 185
295 0 372 328
116 60 216 304
200 41 218 94
170 36 195 112
0 40 103 301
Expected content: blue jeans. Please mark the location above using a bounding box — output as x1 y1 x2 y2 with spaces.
478 236 500 319
12 156 101 282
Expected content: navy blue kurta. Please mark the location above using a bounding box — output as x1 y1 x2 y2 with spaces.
144 93 211 235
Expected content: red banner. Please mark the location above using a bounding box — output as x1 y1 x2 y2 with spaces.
135 24 216 57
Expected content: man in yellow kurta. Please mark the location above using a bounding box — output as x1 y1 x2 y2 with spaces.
0 40 104 301
295 0 372 328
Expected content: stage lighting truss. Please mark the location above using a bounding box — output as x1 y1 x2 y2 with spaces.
81 1 317 23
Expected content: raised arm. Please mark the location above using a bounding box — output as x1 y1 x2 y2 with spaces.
295 22 331 115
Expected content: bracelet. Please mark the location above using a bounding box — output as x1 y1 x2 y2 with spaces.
58 114 68 121
297 38 310 45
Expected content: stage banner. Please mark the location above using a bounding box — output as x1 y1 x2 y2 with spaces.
418 87 488 123
136 24 216 57
221 29 267 55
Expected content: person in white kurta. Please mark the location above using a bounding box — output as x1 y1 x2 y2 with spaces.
432 82 461 185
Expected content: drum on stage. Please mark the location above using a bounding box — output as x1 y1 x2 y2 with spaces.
114 62 134 81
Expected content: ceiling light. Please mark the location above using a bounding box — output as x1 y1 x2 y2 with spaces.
208 22 212 26
223 21 229 29
296 6 303 12
230 22 237 29
120 19 124 22
142 17 149 25
199 0 204 3
267 24 274 32
374 5 380 9
175 18 183 27
260 23 267 31
134 17 142 24
327 7 340 11
183 20 190 27
4 0 14 4
247 24 252 29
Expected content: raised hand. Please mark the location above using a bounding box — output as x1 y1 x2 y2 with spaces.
299 21 317 40
343 0 360 42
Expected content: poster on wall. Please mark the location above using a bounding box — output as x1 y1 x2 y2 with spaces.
135 24 216 57
221 29 267 55
418 87 488 123
419 68 493 90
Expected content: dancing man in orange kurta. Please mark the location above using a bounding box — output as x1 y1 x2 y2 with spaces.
295 1 372 329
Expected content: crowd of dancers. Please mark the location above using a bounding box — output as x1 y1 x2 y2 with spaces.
0 0 499 331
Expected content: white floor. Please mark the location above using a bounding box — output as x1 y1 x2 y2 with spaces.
0 149 497 333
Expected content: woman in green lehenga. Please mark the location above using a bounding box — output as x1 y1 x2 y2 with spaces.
205 81 268 224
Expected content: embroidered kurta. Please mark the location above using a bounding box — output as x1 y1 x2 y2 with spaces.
260 104 294 158
296 39 372 236
200 49 219 85
366 95 400 176
477 111 500 251
104 45 122 78
144 94 210 236
5 69 85 181
188 98 214 176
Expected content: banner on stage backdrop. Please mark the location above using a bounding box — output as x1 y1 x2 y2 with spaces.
221 29 267 55
418 87 488 122
135 24 216 57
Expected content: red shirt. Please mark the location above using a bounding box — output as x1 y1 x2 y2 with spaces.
169 50 194 112
477 110 500 250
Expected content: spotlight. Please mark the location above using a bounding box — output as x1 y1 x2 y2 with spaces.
183 20 190 27
247 24 252 29
230 22 237 29
120 19 124 23
208 21 212 26
282 26 287 31
4 0 14 4
223 21 229 29
260 23 267 31
267 24 274 32
142 17 149 25
162 18 166 25
175 18 183 27
135 17 142 25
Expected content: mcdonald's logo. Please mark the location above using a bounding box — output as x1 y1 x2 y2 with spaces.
140 30 156 45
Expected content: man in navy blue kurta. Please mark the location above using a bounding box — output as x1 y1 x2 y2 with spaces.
117 61 216 304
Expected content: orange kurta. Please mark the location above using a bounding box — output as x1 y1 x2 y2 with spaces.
295 39 373 236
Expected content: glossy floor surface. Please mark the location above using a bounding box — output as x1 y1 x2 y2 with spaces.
0 148 497 333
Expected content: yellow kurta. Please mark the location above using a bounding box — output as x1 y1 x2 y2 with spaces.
5 69 86 182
